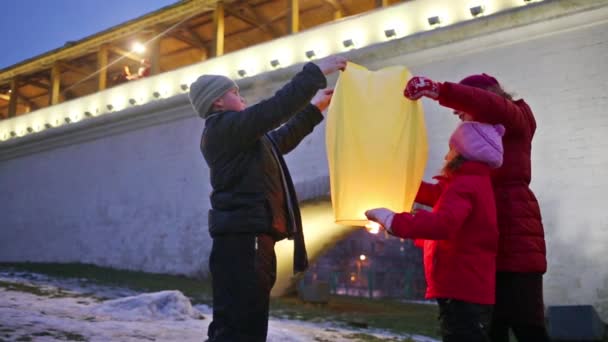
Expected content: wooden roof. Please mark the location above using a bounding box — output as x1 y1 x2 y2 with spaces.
0 0 400 119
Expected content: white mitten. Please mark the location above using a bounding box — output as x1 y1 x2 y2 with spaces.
365 208 396 234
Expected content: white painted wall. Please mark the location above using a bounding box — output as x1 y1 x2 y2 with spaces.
1 0 607 319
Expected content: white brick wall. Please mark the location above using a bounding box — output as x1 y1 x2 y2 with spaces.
1 0 607 319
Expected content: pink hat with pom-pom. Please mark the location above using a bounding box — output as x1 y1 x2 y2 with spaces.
449 121 506 168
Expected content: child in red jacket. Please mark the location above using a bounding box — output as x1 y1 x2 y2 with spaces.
366 121 505 342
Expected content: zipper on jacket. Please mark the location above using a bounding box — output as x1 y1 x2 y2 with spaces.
255 236 258 251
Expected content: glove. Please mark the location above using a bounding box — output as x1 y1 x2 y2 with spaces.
365 208 396 234
403 76 441 100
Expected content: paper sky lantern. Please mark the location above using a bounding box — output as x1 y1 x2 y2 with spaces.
326 63 428 226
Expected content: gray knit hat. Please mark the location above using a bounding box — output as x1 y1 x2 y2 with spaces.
188 74 238 119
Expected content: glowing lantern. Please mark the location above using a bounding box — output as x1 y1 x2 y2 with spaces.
365 221 381 234
326 63 428 226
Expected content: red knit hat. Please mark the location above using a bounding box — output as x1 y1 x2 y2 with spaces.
449 122 506 168
459 73 499 90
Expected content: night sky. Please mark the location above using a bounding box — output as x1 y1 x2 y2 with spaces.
0 0 177 69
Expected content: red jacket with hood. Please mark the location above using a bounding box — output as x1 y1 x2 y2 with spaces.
437 83 547 273
390 162 498 304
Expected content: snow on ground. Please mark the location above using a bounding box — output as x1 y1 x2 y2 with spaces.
0 272 439 342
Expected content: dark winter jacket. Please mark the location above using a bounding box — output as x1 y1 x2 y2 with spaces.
438 82 546 273
392 162 499 304
200 62 327 273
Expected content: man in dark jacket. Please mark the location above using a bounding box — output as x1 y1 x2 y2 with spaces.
188 55 347 342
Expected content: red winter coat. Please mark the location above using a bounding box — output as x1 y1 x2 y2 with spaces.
390 162 498 305
438 83 547 273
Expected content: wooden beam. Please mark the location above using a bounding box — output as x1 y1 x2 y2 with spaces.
22 79 50 91
167 30 209 60
57 61 95 77
225 3 280 38
242 3 281 36
50 63 61 105
375 0 389 7
108 46 142 63
169 31 202 49
212 1 225 57
0 0 222 85
322 0 347 19
150 36 161 75
0 94 9 101
8 79 18 117
288 0 299 34
185 28 208 50
15 90 39 110
165 3 329 59
184 29 209 60
98 45 109 90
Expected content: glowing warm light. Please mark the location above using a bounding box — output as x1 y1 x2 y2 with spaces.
273 201 353 296
326 63 428 226
132 42 146 54
350 275 356 282
359 254 367 261
365 221 381 234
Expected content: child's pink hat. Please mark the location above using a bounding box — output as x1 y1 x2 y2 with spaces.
449 121 506 168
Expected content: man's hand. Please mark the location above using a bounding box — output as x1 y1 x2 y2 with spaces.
311 88 334 112
403 76 441 100
315 55 348 75
365 208 396 234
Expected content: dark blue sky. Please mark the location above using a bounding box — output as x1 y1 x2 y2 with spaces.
0 0 177 69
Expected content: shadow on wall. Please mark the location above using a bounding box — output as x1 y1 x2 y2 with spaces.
272 199 356 297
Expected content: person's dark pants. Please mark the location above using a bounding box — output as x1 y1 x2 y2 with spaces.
489 272 551 342
207 233 276 342
437 298 493 342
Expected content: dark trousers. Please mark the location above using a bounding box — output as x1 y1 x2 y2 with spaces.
489 272 551 342
437 298 493 342
207 233 277 342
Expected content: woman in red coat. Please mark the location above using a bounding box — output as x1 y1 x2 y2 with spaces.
403 74 549 341
366 121 504 342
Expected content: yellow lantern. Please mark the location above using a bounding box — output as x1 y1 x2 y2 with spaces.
326 63 428 226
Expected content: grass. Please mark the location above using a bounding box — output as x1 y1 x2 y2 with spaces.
343 333 417 341
0 262 439 339
0 262 212 304
271 295 439 338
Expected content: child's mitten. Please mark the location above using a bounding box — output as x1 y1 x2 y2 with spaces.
365 208 396 234
404 76 441 100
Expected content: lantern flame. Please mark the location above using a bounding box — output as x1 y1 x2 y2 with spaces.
365 221 381 234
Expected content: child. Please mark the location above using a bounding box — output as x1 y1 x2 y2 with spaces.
188 55 346 342
403 74 549 341
366 121 505 342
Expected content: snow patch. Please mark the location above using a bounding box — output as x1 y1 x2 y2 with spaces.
91 290 204 321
